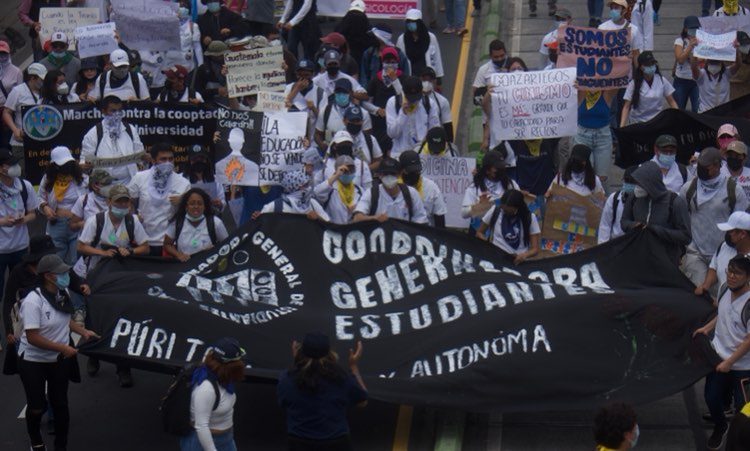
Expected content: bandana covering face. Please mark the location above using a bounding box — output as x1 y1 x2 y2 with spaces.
103 111 124 140
281 170 312 210
724 0 739 14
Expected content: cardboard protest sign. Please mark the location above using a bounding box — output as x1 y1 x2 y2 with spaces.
317 0 419 19
214 107 264 186
541 183 604 255
111 0 180 52
694 30 737 62
75 23 118 59
488 68 577 142
259 112 307 185
557 25 632 91
699 15 750 35
420 155 476 228
39 8 100 50
225 47 286 98
256 91 288 112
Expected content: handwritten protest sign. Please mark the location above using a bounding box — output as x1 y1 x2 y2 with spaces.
695 30 738 62
699 15 750 34
259 112 307 184
317 0 419 19
541 183 604 256
557 25 632 91
214 107 264 186
40 8 100 50
89 151 146 168
420 155 476 228
488 68 577 142
256 91 288 112
75 23 118 59
225 47 286 98
111 0 180 52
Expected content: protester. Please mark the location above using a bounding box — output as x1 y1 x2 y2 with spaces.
420 67 453 142
630 0 654 51
360 24 411 87
599 0 643 54
352 157 428 224
696 212 750 297
620 52 678 126
651 134 688 193
316 32 359 79
69 169 114 232
593 402 640 450
399 150 446 227
312 49 368 102
195 41 229 107
158 65 203 104
681 147 749 288
721 141 750 197
365 47 407 144
277 333 367 450
548 145 605 197
41 69 78 104
462 150 520 235
714 0 750 16
692 53 741 113
89 49 150 101
418 126 458 157
673 16 700 113
278 0 321 60
185 148 226 212
695 255 750 450
396 9 444 82
39 32 80 83
261 170 330 221
334 1 370 66
386 76 440 158
317 130 372 190
315 78 371 149
175 1 204 73
343 106 382 170
164 188 229 261
71 58 99 102
314 155 364 225
198 0 249 45
284 59 316 114
476 189 541 264
79 95 144 185
18 0 66 61
621 161 691 264
2 62 46 172
575 88 617 184
539 9 572 68
717 123 741 156
598 166 637 244
0 40 23 147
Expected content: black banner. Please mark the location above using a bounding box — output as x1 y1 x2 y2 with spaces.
214 107 263 186
83 215 715 412
615 93 750 168
21 102 219 184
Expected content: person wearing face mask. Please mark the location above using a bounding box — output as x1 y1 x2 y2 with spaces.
360 24 411 87
314 155 364 224
692 55 741 113
386 76 441 158
365 47 407 144
88 49 150 101
461 150 520 236
476 189 540 264
261 169 331 221
79 95 144 185
673 16 701 113
16 254 99 451
396 9 444 86
599 0 643 55
17 0 67 61
621 161 691 264
343 106 382 170
593 402 640 450
312 49 368 102
0 40 23 147
39 32 80 84
197 0 250 48
695 212 750 298
69 169 114 232
317 130 372 189
721 141 750 198
71 57 100 102
314 32 360 79
158 65 204 104
185 148 226 213
620 52 678 126
40 69 79 105
598 165 638 244
714 0 750 16
472 40 510 106
173 1 204 75
547 144 605 196
716 123 741 157
418 126 458 157
164 188 229 261
539 8 572 68
127 143 191 257
315 78 372 150
352 157 428 224
0 147 39 315
2 62 46 173
277 0 321 60
194 41 229 107
399 150 446 228
650 134 688 193
680 147 748 287
420 67 453 142
285 59 316 113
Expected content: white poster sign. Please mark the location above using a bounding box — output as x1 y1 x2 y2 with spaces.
420 155 476 228
259 112 308 185
74 22 118 59
111 0 180 52
39 8 100 50
226 47 286 98
256 91 288 112
694 30 738 62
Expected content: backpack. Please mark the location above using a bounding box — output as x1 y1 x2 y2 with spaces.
160 364 220 436
394 93 432 116
685 177 737 213
273 198 291 213
369 182 414 221
174 215 217 248
322 184 363 209
677 164 688 184
94 122 135 157
91 211 136 248
99 70 141 101
18 179 28 212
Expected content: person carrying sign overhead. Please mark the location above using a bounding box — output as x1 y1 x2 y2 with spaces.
691 51 742 113
88 49 150 102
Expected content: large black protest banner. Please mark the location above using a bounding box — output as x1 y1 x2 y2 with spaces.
214 107 263 186
83 215 715 412
21 102 219 184
615 93 750 168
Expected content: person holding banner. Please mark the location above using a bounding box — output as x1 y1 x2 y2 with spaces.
598 165 638 244
89 49 150 102
461 150 520 236
352 157 428 224
673 16 701 113
620 52 678 126
260 169 330 221
314 155 364 225
39 32 80 84
692 53 741 113
399 150 446 228
476 189 541 264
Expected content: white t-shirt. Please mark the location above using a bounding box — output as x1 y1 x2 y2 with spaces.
313 180 363 225
18 289 71 363
696 69 731 113
191 379 236 451
673 37 694 80
419 176 448 227
4 83 42 146
315 97 373 141
71 191 109 224
712 290 750 370
709 242 749 293
472 60 505 89
0 178 39 253
351 132 383 164
598 20 643 51
260 196 331 222
76 212 149 275
89 71 150 101
597 191 626 244
311 72 366 99
38 175 88 211
482 206 541 254
79 122 144 185
354 184 429 224
165 216 228 256
623 75 675 124
385 95 441 158
127 169 191 246
461 179 520 219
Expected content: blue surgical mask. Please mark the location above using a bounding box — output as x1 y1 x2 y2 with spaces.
207 2 221 13
111 206 129 218
643 65 657 75
406 22 418 32
55 272 70 289
334 92 350 107
609 8 622 21
657 153 675 167
51 51 66 59
340 173 355 185
621 182 635 193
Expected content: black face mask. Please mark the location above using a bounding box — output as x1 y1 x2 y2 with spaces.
549 52 558 64
326 66 340 76
334 144 353 157
403 171 420 186
697 164 713 181
492 58 506 68
571 160 586 173
346 123 362 136
727 157 744 171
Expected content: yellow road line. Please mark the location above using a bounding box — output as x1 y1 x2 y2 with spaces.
392 405 414 450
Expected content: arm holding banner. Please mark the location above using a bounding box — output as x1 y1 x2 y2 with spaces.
646 196 692 247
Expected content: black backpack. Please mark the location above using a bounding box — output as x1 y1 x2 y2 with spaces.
91 211 136 248
174 215 218 248
685 177 737 213
99 70 141 100
369 181 414 221
160 364 220 436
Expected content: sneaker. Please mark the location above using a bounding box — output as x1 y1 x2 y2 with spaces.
87 357 100 377
707 423 729 450
702 407 735 422
117 368 134 388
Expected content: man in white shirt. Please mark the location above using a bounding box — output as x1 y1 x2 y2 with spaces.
89 49 150 101
420 67 453 143
651 134 688 193
472 40 510 106
696 212 750 297
312 49 367 101
127 143 191 256
2 62 45 173
386 76 441 158
80 96 145 185
539 9 572 68
352 157 429 224
342 105 382 169
315 78 372 149
399 150 447 227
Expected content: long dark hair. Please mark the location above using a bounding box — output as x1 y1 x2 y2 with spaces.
474 149 513 192
75 62 99 96
170 187 215 222
631 63 663 110
291 351 347 392
500 189 532 247
41 69 67 104
561 155 596 191
507 57 528 71
188 154 216 183
42 160 84 193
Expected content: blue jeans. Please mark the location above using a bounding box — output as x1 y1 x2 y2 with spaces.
672 77 700 113
587 0 604 18
0 249 24 307
445 0 467 28
180 429 237 451
575 125 612 180
704 369 750 428
46 217 78 265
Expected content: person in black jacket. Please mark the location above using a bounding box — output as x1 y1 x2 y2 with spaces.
197 0 250 48
334 1 372 66
194 41 228 107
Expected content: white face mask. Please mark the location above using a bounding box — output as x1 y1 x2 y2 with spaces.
422 81 433 93
4 164 21 178
707 64 722 75
57 82 70 95
634 185 648 198
381 175 399 189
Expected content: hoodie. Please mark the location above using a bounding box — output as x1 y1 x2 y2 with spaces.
621 161 692 262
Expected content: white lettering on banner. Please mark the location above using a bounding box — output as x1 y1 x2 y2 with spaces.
111 0 181 52
489 67 578 141
420 156 475 228
259 112 307 184
225 47 286 97
40 7 100 50
694 30 738 62
74 22 118 59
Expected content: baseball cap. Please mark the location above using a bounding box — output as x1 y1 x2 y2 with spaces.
399 150 422 173
27 62 48 78
426 127 447 153
697 147 722 166
655 134 678 148
302 147 322 165
334 77 352 92
684 16 701 29
421 66 437 79
80 58 99 71
405 8 422 21
381 46 399 60
50 32 68 44
37 254 71 275
162 65 189 79
638 51 657 66
50 146 74 166
609 0 628 7
555 8 572 19
0 147 19 165
335 155 355 168
377 157 401 175
718 123 739 137
344 105 363 121
482 150 506 169
402 76 423 103
718 211 750 231
321 32 346 47
90 169 114 186
727 141 748 156
324 49 341 65
204 41 228 56
349 0 366 12
0 41 9 54
332 130 353 144
296 59 315 72
301 332 330 359
108 184 131 201
110 48 130 67
211 337 247 363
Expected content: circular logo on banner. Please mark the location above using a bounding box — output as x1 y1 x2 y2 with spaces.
22 105 63 141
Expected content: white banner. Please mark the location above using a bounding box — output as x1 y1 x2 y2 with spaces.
75 22 118 59
316 0 420 19
111 0 180 52
694 30 738 62
39 8 100 50
699 15 750 34
259 112 308 185
489 68 578 142
420 155 476 229
256 91 288 112
225 46 286 98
